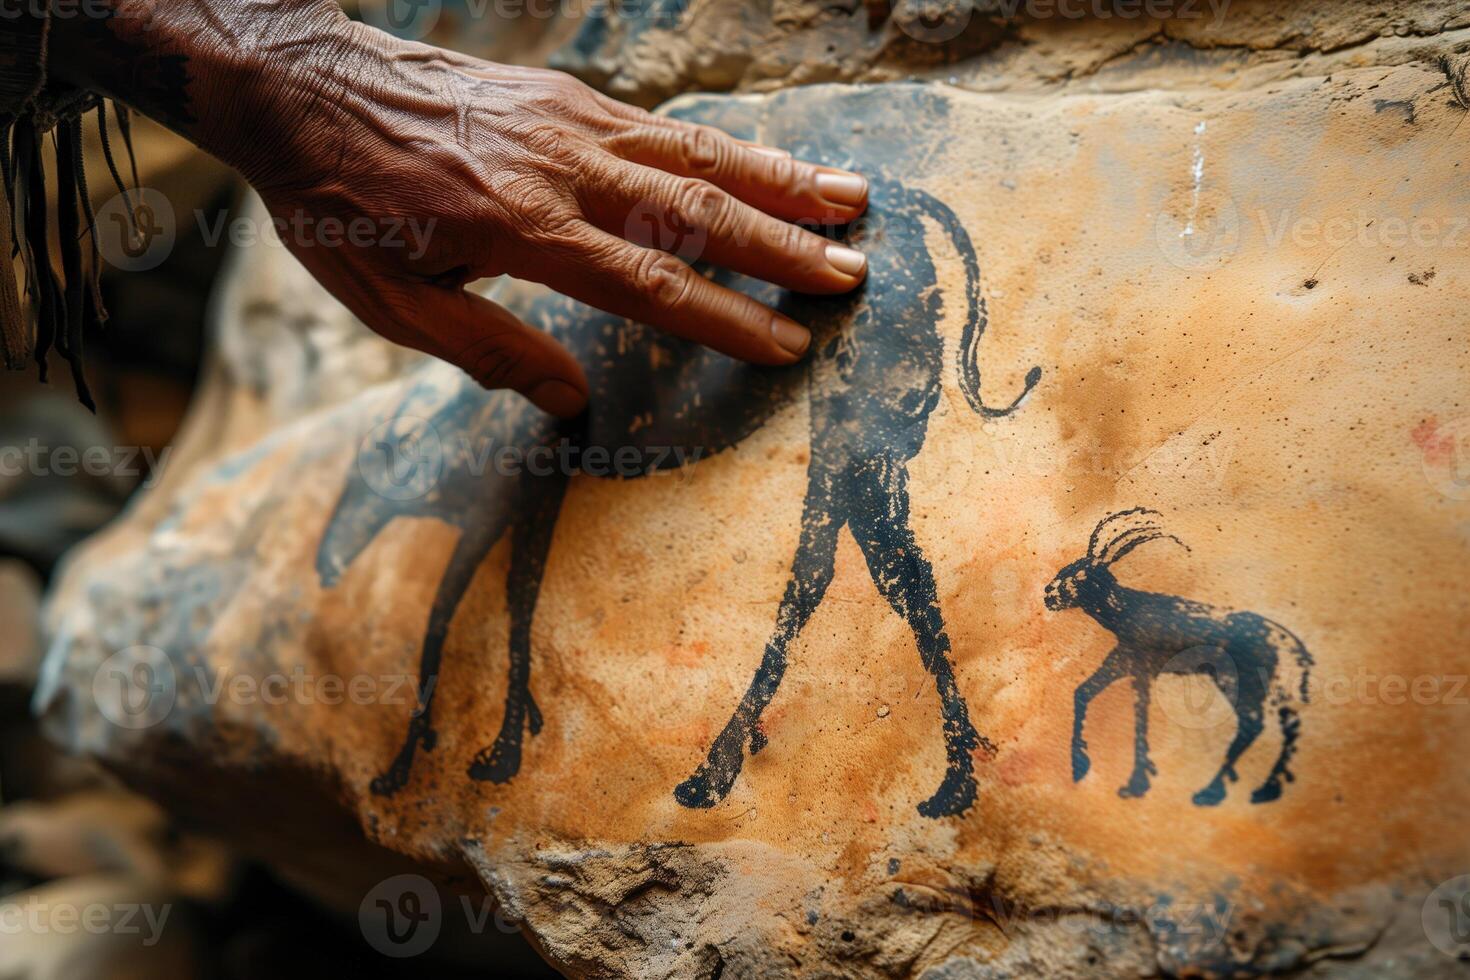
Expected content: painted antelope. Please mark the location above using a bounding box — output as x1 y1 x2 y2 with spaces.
316 174 1040 818
1043 508 1313 806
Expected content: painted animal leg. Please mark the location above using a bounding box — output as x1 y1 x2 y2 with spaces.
469 472 570 784
846 454 987 818
1250 706 1302 804
1072 647 1126 783
1118 671 1158 798
674 463 843 809
1192 702 1264 806
371 516 507 797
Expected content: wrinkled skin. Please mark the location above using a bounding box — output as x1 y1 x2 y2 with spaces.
47 0 874 415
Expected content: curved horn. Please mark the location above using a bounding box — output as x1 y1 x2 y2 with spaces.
1101 528 1191 567
1087 507 1163 559
1097 521 1164 564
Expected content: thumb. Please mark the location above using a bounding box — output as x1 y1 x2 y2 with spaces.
421 287 589 418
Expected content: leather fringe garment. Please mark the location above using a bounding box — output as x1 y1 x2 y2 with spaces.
2 5 140 413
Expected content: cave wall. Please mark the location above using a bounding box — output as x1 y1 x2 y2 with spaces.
34 3 1470 977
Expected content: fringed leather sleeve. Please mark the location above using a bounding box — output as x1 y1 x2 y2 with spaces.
2 3 133 412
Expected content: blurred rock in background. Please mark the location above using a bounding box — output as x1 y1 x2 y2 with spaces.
0 117 553 970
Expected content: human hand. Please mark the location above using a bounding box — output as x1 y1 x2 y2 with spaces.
95 3 870 416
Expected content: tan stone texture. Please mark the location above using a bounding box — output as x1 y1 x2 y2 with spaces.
34 3 1470 976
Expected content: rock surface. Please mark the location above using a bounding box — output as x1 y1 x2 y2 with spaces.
34 4 1470 978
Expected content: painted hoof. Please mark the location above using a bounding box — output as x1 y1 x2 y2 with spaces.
673 720 749 810
467 738 521 784
1072 751 1091 783
370 724 436 797
1192 782 1226 806
370 766 409 797
673 770 722 809
1119 761 1156 798
1118 778 1151 799
917 767 976 819
1249 781 1283 804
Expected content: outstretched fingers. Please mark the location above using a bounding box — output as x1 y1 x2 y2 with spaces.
579 159 868 295
522 221 814 364
596 100 869 225
402 285 591 417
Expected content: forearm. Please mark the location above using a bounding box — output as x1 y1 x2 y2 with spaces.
32 0 871 417
44 0 349 182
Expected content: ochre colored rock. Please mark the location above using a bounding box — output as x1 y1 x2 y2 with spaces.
35 16 1470 980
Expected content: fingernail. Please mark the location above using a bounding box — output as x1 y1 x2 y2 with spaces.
748 145 790 159
815 172 867 207
528 379 587 417
771 316 810 357
825 244 867 277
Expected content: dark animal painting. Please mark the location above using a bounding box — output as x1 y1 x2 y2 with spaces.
314 166 1039 817
1044 508 1314 805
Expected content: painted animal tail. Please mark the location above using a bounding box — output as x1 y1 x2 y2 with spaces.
1267 621 1314 708
911 189 1041 417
